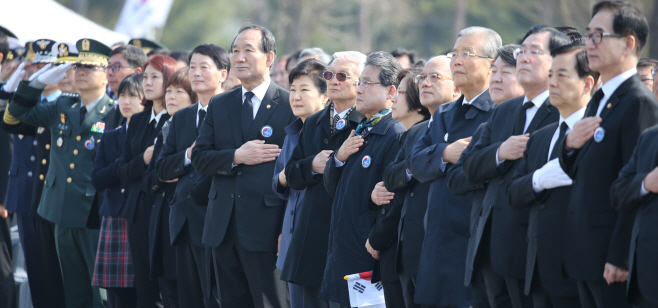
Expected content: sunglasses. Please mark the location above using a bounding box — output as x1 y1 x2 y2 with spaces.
73 64 106 72
323 71 351 82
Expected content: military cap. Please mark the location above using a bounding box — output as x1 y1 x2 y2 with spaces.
6 37 24 61
128 38 167 55
24 41 36 63
0 25 17 39
32 39 58 64
53 42 79 64
75 38 111 66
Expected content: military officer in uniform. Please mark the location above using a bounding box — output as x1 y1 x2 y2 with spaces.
8 38 115 308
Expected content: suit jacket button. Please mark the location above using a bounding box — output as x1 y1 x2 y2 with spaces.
27 171 33 177
539 204 545 210
67 177 72 183
39 174 44 181
42 159 47 165
187 195 191 200
231 194 234 198
190 174 194 178
324 139 329 144
238 171 242 175
30 155 35 162
76 136 81 141
70 163 75 169
33 140 37 146
152 185 158 191
410 192 415 197
73 149 78 155
45 144 50 150
425 160 431 165
296 163 300 168
121 189 125 193
381 208 386 215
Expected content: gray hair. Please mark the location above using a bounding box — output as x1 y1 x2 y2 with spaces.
365 51 403 87
330 51 367 76
299 47 332 64
457 26 502 59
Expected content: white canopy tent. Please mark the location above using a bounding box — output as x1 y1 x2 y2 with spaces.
0 0 129 47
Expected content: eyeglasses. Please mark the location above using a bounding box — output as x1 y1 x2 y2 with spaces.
581 32 625 45
107 63 135 73
323 71 351 82
447 51 492 61
513 48 546 60
73 64 106 72
356 80 382 88
415 73 452 84
396 90 407 96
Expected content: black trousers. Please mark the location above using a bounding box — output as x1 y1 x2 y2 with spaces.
529 279 580 308
472 267 492 308
399 270 421 308
383 280 406 308
159 277 179 308
106 287 138 308
17 213 66 308
211 215 289 308
0 216 13 308
174 226 218 308
127 204 161 308
576 280 629 308
301 285 330 308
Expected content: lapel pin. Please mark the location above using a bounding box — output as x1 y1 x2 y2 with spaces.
336 119 346 130
56 137 63 147
607 103 611 109
60 113 66 124
593 127 605 143
266 104 271 109
261 125 273 138
362 155 372 168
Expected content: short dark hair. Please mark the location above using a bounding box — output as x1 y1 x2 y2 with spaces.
391 48 417 64
231 24 277 62
0 32 7 64
109 45 148 69
413 59 426 68
169 50 190 65
551 44 600 94
288 59 328 94
397 68 430 119
286 50 302 71
592 1 648 56
637 58 658 69
495 44 519 67
166 68 198 103
555 26 583 45
118 73 144 100
365 51 403 87
188 44 230 72
522 24 571 53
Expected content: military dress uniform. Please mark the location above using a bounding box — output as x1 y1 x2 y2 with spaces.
7 38 114 308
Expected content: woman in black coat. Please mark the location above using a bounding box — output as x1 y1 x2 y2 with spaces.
117 55 176 307
141 69 197 308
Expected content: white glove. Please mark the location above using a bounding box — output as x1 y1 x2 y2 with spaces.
36 63 72 85
532 158 572 192
28 63 51 82
3 62 25 93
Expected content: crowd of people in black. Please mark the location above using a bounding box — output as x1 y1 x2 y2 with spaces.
0 1 658 308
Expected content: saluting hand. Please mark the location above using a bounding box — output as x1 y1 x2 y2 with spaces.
443 136 472 164
335 130 364 163
371 182 394 206
565 116 602 151
498 134 530 161
311 150 334 174
233 140 281 165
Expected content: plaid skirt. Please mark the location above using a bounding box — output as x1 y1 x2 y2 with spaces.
92 215 135 288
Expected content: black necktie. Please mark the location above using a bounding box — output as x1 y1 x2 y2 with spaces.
549 121 569 160
585 89 604 117
241 92 255 138
514 101 535 135
80 106 87 124
458 103 471 117
145 119 156 138
197 109 206 132
331 114 340 133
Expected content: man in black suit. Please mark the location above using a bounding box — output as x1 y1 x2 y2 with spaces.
192 25 296 308
157 43 228 308
462 25 569 308
559 2 658 307
507 44 595 308
611 123 658 308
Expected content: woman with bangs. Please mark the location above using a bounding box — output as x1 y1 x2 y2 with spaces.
91 73 144 307
142 68 197 308
117 54 177 307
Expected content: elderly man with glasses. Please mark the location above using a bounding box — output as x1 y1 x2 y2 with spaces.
7 38 115 308
407 26 501 308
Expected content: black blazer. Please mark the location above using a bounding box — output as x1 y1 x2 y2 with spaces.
91 125 127 216
280 103 364 288
118 109 170 222
446 122 488 287
156 104 207 247
507 123 578 297
611 125 658 305
143 128 177 280
192 82 296 251
375 120 429 282
559 74 658 281
462 95 558 279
